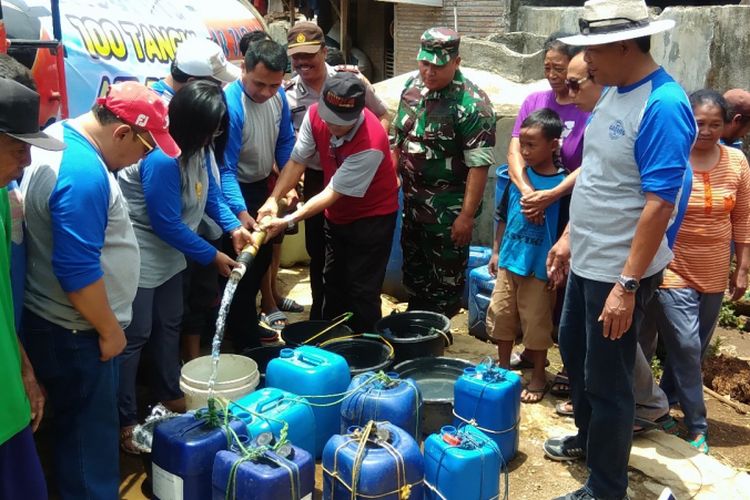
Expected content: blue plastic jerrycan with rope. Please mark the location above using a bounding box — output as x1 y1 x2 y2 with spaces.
266 346 351 458
463 246 493 308
211 439 314 500
341 371 423 440
468 266 496 341
151 412 247 500
322 421 424 500
453 362 522 462
229 387 317 458
424 425 502 500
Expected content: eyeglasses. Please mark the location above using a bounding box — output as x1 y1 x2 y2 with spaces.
565 76 591 92
134 131 155 156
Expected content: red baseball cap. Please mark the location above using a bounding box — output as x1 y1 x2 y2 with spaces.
96 82 181 158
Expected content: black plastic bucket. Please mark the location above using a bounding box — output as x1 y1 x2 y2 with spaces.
393 357 473 436
320 338 394 377
241 345 285 387
281 320 354 347
375 311 452 364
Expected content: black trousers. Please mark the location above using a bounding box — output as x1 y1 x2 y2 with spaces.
303 168 325 320
322 212 397 333
224 179 273 351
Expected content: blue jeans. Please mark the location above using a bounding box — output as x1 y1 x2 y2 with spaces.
23 310 120 500
652 288 723 435
119 274 184 427
0 426 47 499
559 272 661 499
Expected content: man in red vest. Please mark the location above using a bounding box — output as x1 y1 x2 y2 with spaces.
259 73 398 332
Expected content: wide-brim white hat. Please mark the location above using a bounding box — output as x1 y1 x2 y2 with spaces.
559 0 675 46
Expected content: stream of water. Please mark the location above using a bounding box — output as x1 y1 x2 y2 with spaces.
207 275 241 401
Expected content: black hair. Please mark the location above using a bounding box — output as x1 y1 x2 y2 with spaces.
521 108 563 141
244 39 288 73
0 54 37 91
690 89 731 123
521 108 564 170
326 48 346 66
168 80 229 161
169 61 193 84
91 103 123 126
543 32 583 60
239 30 272 56
632 36 651 54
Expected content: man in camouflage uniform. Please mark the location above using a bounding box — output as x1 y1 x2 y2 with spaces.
391 27 496 317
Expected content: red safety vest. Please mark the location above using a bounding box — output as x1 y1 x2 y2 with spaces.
309 104 398 224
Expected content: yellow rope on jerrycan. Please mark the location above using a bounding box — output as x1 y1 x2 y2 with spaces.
323 421 423 500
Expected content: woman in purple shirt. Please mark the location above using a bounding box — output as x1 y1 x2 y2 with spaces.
507 34 589 224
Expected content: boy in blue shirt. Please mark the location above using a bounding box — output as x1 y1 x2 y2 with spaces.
486 108 569 403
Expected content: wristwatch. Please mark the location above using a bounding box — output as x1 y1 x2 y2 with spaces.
617 275 640 293
282 214 296 230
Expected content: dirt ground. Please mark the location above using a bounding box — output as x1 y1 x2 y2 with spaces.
36 265 750 499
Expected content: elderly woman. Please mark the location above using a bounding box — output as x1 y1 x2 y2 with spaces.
652 89 750 454
505 34 589 397
116 80 252 453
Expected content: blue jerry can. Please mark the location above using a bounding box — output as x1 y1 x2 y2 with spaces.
323 421 424 500
229 387 316 458
453 362 522 462
341 372 423 440
468 266 496 341
151 413 247 500
266 346 350 457
424 425 502 500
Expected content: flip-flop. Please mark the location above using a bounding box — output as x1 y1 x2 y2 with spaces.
633 413 678 436
550 373 570 397
509 352 550 370
521 385 548 404
260 310 288 332
555 400 574 417
278 297 304 313
688 433 709 454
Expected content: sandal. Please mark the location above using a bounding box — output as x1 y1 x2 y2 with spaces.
521 384 548 404
633 413 678 436
120 425 141 455
550 373 570 397
278 297 304 313
509 351 550 370
688 433 709 454
555 400 574 417
260 310 288 332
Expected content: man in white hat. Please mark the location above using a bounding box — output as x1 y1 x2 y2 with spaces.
150 36 241 103
543 1 697 499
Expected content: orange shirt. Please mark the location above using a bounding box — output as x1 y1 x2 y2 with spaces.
663 146 750 292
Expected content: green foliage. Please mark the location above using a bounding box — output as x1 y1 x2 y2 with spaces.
718 299 745 330
705 336 724 359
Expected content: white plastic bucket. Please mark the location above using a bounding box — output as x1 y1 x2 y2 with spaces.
179 354 259 410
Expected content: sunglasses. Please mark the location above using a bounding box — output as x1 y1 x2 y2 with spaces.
565 76 591 92
134 131 155 156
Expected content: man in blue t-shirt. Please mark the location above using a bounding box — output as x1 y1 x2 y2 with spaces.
542 2 697 500
721 88 750 150
220 38 296 350
21 82 180 499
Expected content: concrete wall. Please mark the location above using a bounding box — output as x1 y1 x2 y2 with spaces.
460 32 546 83
394 0 518 75
517 5 750 92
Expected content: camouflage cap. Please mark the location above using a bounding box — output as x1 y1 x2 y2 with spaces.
417 27 460 66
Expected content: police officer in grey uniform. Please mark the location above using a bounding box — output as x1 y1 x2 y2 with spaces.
284 21 389 320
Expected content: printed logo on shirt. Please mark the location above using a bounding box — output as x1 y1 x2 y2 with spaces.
608 120 625 140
